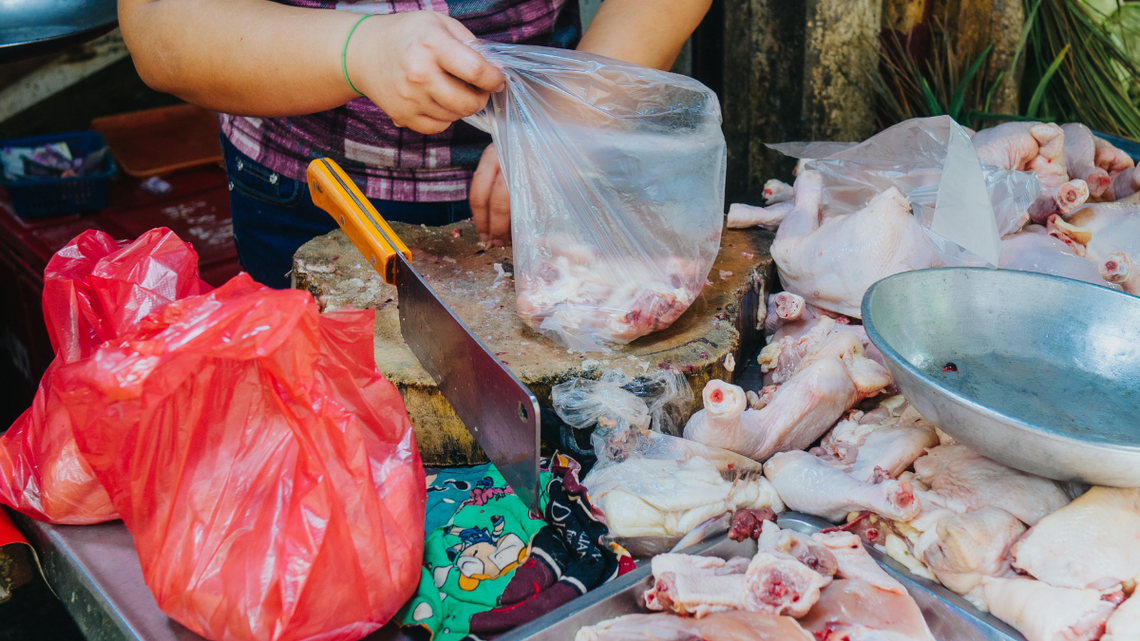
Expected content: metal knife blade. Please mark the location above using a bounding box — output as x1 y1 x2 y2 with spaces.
306 158 543 511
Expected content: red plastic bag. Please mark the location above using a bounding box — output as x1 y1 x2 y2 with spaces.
0 228 209 523
60 272 426 641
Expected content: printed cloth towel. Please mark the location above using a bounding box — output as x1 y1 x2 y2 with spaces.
398 454 633 641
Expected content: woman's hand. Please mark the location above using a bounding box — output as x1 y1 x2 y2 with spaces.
470 144 512 245
347 12 505 134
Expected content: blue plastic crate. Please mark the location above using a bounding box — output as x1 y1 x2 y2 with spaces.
0 130 117 219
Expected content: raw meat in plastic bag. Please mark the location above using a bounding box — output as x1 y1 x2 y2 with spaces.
464 42 726 351
552 371 783 542
0 228 210 524
58 272 425 641
769 116 1040 266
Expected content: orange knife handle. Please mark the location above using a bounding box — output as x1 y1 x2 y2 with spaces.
306 158 411 284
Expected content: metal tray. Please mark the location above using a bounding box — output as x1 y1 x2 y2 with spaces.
497 512 1025 641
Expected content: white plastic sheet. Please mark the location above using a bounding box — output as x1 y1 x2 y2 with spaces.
769 116 1040 266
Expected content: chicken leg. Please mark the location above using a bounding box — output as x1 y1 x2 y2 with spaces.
915 507 1025 595
763 450 920 522
684 334 892 461
1062 123 1112 199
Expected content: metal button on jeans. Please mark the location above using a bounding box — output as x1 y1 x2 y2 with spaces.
236 159 244 171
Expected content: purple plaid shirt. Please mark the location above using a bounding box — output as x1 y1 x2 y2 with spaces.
220 0 579 202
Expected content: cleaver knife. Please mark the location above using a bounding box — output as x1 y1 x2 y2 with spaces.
307 158 543 512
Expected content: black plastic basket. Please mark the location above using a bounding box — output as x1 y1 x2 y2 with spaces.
0 130 117 218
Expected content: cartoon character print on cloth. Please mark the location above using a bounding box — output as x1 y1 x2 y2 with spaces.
465 455 635 640
424 465 499 533
398 456 634 641
397 464 549 641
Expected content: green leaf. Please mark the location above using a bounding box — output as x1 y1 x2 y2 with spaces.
950 43 994 121
918 75 944 116
1026 43 1071 119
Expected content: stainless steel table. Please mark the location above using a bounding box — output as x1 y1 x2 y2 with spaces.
7 509 403 641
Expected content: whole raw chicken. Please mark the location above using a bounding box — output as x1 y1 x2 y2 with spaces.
770 171 941 318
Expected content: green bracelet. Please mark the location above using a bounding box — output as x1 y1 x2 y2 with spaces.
342 14 373 97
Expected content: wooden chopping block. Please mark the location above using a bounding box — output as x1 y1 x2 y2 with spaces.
293 221 775 466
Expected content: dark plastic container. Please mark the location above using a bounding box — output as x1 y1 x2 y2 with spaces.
0 130 117 218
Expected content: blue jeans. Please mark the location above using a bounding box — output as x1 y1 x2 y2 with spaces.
223 136 472 289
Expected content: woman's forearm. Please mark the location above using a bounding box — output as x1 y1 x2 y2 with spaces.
120 0 361 117
576 0 713 71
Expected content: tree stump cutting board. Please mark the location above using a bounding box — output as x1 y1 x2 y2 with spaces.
293 221 775 466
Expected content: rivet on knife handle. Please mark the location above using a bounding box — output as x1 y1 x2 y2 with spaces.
306 158 412 285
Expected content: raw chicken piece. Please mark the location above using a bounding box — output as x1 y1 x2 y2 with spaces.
743 550 831 617
972 121 1069 190
764 179 795 204
799 580 935 641
1110 167 1140 201
980 577 1115 641
729 508 778 542
811 531 905 595
1011 487 1140 590
762 291 815 335
998 225 1114 288
1101 251 1140 294
644 553 745 617
771 175 941 318
914 507 1025 595
728 201 793 231
813 405 939 483
1061 123 1112 199
1103 594 1140 641
758 522 839 579
972 122 1088 224
514 242 708 347
1027 179 1090 224
764 450 920 522
583 454 784 538
1093 135 1136 175
684 337 892 461
1065 201 1140 264
911 445 1069 525
574 611 814 641
761 316 851 383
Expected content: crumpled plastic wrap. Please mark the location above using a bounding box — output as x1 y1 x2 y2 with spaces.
770 116 1040 266
0 228 210 524
59 271 426 641
552 371 783 544
465 42 726 351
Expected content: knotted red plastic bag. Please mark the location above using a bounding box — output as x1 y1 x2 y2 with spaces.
60 272 425 641
0 228 209 523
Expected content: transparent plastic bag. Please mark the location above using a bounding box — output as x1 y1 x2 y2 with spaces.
769 116 1040 266
465 43 726 351
552 371 782 544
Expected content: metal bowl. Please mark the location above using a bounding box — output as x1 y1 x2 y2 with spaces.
0 0 117 63
862 267 1140 487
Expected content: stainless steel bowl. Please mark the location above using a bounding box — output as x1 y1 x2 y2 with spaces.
862 267 1140 487
0 0 117 63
